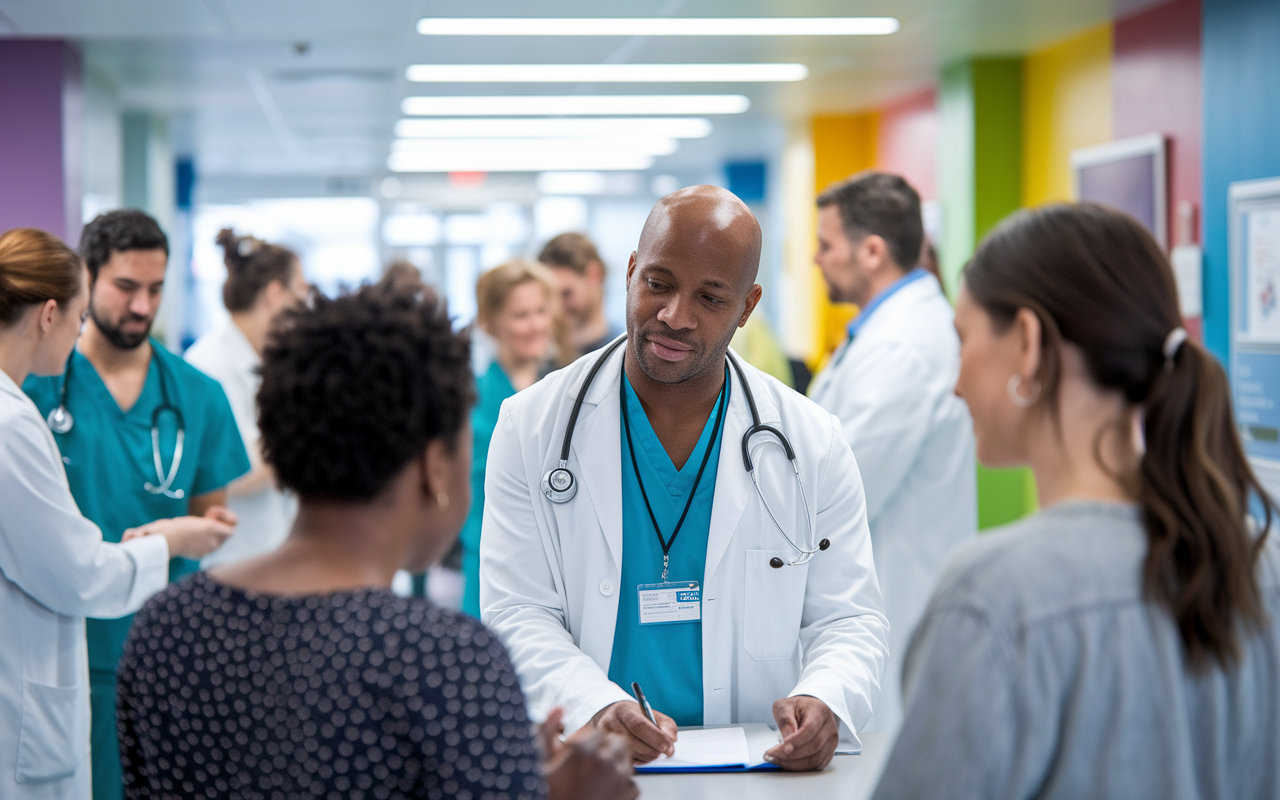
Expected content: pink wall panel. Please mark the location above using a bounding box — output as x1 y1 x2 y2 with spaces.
1113 0 1202 246
876 87 939 200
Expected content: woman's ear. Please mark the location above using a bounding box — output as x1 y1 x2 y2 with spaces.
37 298 59 333
419 438 454 510
1014 307 1042 381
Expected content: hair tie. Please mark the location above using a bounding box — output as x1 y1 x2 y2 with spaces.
237 238 259 257
1163 327 1188 369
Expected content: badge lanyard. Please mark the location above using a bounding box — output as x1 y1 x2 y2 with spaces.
620 365 729 583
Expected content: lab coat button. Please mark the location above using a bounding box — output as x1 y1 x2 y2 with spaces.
599 580 614 596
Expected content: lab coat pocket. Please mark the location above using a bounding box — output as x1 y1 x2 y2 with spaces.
16 680 86 784
743 550 808 661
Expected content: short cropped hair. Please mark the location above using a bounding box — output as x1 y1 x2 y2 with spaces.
257 282 474 501
816 172 923 272
79 210 169 279
538 232 604 277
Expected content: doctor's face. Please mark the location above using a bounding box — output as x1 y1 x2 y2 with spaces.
89 248 168 350
32 268 90 377
953 285 1033 467
815 205 872 307
625 247 758 386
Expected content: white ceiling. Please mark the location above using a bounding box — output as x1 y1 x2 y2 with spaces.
0 0 1168 182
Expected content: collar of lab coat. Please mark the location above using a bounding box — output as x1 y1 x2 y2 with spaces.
567 336 778 582
0 367 23 401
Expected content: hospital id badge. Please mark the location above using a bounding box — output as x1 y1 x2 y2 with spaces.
637 581 701 625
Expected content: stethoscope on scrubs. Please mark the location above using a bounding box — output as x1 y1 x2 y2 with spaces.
46 351 188 499
541 335 830 568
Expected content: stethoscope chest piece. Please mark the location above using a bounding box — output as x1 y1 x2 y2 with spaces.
47 406 74 435
542 462 577 503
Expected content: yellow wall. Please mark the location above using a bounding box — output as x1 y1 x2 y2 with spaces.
807 113 878 367
1022 24 1114 207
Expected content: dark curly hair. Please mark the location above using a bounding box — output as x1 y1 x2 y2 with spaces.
257 282 474 501
79 209 169 279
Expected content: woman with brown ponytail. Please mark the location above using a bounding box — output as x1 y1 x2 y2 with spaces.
872 204 1280 799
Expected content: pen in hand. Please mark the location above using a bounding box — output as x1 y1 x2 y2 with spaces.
631 682 658 726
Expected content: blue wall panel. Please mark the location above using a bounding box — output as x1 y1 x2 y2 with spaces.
1203 0 1280 367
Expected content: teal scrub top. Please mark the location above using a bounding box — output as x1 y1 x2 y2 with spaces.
24 341 250 671
607 371 728 727
459 362 517 618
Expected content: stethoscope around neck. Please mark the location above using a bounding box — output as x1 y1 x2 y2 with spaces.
540 335 830 568
46 349 188 500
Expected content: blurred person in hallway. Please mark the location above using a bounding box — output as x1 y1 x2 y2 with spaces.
117 281 637 800
22 210 250 800
808 172 977 732
539 232 622 359
0 227 230 800
874 203 1280 799
456 259 563 617
185 229 308 568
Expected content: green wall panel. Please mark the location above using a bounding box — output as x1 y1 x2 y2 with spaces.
939 57 1037 530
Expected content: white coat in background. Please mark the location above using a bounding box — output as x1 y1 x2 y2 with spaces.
0 370 170 799
186 320 296 567
480 341 889 746
809 274 978 732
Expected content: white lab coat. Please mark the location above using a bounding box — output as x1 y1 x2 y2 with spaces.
185 320 296 567
809 274 978 732
480 341 888 744
0 369 169 798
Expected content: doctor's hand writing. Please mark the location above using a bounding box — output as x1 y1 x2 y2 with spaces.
538 707 639 800
764 695 839 771
590 700 677 763
121 506 236 559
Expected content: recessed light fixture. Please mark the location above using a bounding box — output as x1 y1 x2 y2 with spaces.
405 63 808 82
400 95 749 116
417 17 900 36
394 117 714 139
388 151 656 172
391 137 679 155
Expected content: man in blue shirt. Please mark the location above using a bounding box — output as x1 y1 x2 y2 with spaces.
24 210 249 800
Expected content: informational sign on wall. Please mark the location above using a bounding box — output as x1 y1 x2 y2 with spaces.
1230 177 1280 495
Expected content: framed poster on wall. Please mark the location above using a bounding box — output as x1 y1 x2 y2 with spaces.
1071 133 1167 247
1230 177 1280 496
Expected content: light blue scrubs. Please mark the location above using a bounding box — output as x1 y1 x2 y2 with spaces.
458 362 517 618
607 372 728 727
24 340 249 800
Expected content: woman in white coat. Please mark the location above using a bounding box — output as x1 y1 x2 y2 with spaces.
0 228 231 799
185 229 307 567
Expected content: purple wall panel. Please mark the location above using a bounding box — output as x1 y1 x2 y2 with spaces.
1113 0 1203 248
0 39 75 240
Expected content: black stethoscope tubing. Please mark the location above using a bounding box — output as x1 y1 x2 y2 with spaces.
540 334 829 567
47 348 188 499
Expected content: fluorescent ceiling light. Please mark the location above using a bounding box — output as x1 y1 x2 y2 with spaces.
389 151 656 173
391 137 678 155
417 18 900 36
394 117 713 139
401 95 749 116
405 63 807 82
537 172 609 195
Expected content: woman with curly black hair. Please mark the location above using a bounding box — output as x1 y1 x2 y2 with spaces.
116 282 636 800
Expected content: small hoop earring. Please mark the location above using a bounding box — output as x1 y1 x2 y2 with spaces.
436 491 449 510
1007 374 1041 408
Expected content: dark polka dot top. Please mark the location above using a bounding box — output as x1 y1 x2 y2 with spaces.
117 572 547 800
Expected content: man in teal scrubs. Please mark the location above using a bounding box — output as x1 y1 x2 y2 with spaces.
24 210 249 800
606 368 729 726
